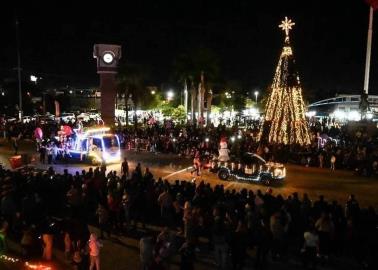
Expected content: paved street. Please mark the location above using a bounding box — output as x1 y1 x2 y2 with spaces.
1 140 377 208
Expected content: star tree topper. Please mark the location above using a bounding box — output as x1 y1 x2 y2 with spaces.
279 17 295 40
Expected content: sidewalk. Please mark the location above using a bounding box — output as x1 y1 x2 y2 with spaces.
0 236 71 270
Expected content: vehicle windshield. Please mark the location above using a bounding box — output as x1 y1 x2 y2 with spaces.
103 135 119 151
241 153 266 165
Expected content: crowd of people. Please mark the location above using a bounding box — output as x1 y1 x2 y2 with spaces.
0 161 377 269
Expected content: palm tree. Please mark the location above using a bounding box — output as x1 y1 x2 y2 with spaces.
117 63 149 127
173 47 219 87
172 48 220 121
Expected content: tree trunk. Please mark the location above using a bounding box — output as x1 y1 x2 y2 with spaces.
207 90 213 126
133 95 137 129
124 90 129 126
190 83 196 124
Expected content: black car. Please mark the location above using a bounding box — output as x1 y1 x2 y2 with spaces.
210 153 286 185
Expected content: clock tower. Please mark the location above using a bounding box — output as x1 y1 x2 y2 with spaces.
93 44 122 125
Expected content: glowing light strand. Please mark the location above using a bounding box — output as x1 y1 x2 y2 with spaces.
0 255 51 270
0 254 20 263
25 261 52 270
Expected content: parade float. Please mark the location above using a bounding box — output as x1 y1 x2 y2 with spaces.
55 126 121 164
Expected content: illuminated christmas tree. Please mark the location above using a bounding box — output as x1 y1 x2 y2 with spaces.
259 17 310 145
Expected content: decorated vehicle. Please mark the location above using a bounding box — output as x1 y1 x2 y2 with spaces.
56 126 121 164
210 152 286 185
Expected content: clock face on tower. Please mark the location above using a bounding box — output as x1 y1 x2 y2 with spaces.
102 52 114 64
93 44 121 73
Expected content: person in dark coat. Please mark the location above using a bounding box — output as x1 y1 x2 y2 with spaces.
179 239 195 270
230 220 248 270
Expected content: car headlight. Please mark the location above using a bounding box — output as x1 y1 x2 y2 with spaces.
103 152 110 160
273 168 283 177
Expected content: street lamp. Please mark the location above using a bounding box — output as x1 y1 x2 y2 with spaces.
30 75 38 84
167 90 174 101
254 90 259 103
184 87 188 117
16 17 22 120
151 90 156 95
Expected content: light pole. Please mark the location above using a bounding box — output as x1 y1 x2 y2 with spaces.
361 5 374 119
364 6 374 95
254 90 259 103
30 75 38 84
184 88 188 116
167 90 174 101
16 17 22 120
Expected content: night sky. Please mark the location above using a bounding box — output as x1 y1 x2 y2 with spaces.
1 1 377 101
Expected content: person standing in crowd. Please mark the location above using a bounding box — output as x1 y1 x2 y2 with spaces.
315 212 334 261
21 225 35 259
135 163 143 179
254 219 271 269
157 188 173 226
212 215 229 270
140 233 154 270
52 143 59 164
302 224 319 269
230 220 248 270
191 150 201 179
46 142 53 164
318 152 324 168
306 156 311 167
63 229 72 260
96 204 110 239
121 158 129 178
345 194 360 220
42 223 54 261
12 136 19 155
330 154 336 171
154 227 173 268
39 142 46 164
72 248 85 270
270 210 289 260
179 239 195 270
88 233 102 270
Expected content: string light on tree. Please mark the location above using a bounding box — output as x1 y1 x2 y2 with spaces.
259 17 310 146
